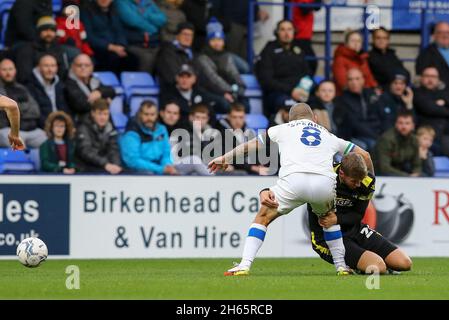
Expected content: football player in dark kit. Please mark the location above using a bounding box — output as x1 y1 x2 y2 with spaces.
260 153 412 274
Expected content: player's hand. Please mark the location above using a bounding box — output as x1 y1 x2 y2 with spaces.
8 133 25 151
318 211 338 228
208 156 229 173
259 190 279 209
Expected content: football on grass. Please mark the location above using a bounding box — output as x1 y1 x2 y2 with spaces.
16 237 48 268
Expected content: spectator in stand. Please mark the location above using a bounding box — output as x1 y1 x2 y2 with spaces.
56 2 95 60
15 17 70 85
76 98 123 174
4 0 52 49
375 73 414 134
159 101 186 135
157 0 187 43
333 68 382 151
156 22 195 91
374 111 421 177
115 0 166 73
159 64 216 120
256 20 311 116
210 0 269 60
308 80 337 133
65 54 116 121
333 30 378 95
40 111 76 174
179 0 210 51
416 21 449 89
417 126 436 177
216 103 269 175
269 97 295 127
27 55 70 128
368 27 410 89
195 20 248 113
291 0 322 75
121 100 177 175
0 59 46 148
81 0 129 73
413 67 449 156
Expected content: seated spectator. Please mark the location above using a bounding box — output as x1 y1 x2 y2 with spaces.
416 21 449 89
256 20 311 116
159 64 216 120
216 103 269 175
159 101 187 134
374 111 421 177
15 17 69 85
65 54 116 121
121 100 177 175
81 0 129 73
75 99 123 174
195 20 248 113
157 0 187 43
0 59 46 148
56 2 94 60
333 30 378 95
413 67 449 156
369 27 410 89
308 80 337 133
40 111 76 173
269 97 295 127
334 68 382 151
156 22 195 91
115 0 166 73
417 126 436 177
4 0 52 48
27 55 70 128
180 0 210 51
376 73 414 134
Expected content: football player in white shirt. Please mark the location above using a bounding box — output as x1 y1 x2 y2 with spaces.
0 95 24 150
208 103 374 276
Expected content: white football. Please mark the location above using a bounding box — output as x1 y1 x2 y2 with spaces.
16 237 48 268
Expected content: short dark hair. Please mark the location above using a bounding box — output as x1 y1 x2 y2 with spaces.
228 103 246 114
139 100 157 113
396 110 414 121
160 101 180 112
190 103 210 116
341 153 368 180
372 27 390 37
91 98 110 112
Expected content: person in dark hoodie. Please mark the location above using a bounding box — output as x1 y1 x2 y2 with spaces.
4 0 52 49
0 59 47 148
27 54 70 128
308 80 337 133
75 98 123 174
14 16 69 85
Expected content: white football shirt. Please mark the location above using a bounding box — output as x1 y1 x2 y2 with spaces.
263 119 355 179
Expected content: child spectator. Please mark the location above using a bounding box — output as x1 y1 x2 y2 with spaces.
417 126 436 177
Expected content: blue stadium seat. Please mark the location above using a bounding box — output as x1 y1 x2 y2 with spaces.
111 112 128 133
94 72 124 95
313 75 325 84
0 148 35 173
129 96 158 117
246 114 269 131
120 72 159 102
28 148 41 172
241 74 263 114
0 1 13 48
53 0 62 12
434 156 449 177
109 96 124 115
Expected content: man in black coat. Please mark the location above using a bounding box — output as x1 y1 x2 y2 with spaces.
368 27 410 89
4 0 52 48
14 16 69 85
27 54 70 128
416 21 449 89
413 66 449 156
256 20 310 116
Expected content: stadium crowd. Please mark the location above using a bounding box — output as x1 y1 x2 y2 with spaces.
0 0 447 177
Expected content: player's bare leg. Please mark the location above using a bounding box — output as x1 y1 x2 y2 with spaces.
224 205 281 276
384 249 412 271
357 251 388 274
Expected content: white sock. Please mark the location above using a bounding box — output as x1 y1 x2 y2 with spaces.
323 224 346 270
240 223 267 269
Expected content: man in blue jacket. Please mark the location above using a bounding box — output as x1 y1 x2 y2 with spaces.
121 100 178 175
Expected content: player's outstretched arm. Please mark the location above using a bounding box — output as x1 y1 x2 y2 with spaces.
352 145 374 175
208 136 263 173
0 96 25 150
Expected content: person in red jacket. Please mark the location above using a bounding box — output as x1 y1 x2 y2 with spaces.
56 2 95 59
332 30 378 95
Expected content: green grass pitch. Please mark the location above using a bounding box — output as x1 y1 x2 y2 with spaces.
1 258 449 299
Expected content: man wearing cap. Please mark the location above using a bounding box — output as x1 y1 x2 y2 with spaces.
156 22 196 91
159 63 215 121
375 73 414 134
15 16 69 85
195 23 248 113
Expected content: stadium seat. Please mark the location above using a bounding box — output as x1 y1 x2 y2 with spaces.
109 96 124 115
241 74 263 114
120 72 159 102
111 112 129 133
94 72 124 95
28 148 41 172
246 114 269 131
313 75 325 84
129 96 158 117
0 0 13 48
0 148 35 173
434 156 449 177
53 0 62 12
